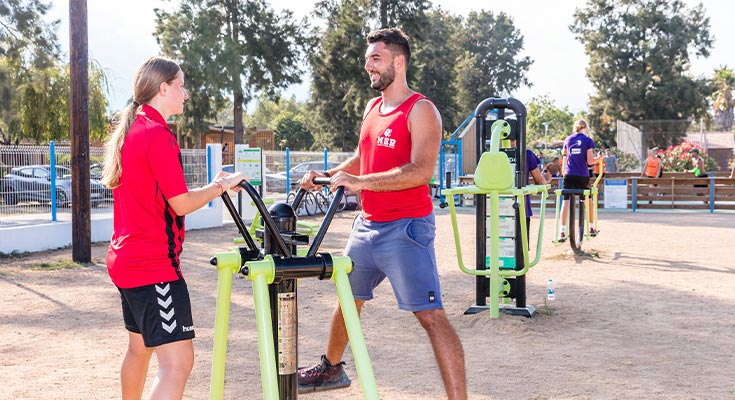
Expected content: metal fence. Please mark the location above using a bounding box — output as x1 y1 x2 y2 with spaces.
264 150 353 174
0 144 208 228
0 145 355 228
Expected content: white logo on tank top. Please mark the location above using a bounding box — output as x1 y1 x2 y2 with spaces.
377 128 396 148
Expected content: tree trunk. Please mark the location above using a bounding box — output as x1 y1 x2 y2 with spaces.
380 1 388 28
233 90 244 145
229 1 244 145
714 107 734 132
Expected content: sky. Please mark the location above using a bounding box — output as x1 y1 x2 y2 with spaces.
47 0 733 117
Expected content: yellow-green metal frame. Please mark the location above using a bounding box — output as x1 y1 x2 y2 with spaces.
208 251 379 399
443 184 548 318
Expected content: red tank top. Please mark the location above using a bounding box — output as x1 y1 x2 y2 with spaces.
359 93 434 222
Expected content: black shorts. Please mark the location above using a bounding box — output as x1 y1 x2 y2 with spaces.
118 279 195 347
562 175 590 200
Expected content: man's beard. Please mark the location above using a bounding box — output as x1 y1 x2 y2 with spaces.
370 65 396 92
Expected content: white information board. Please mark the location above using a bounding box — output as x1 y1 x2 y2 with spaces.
234 146 262 186
603 179 628 209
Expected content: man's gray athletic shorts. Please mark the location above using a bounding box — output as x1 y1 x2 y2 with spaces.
344 213 443 312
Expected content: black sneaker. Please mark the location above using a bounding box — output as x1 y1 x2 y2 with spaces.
557 232 566 243
590 228 598 237
297 355 351 392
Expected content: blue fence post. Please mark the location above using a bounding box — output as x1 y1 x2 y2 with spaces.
285 147 291 193
438 146 446 205
50 141 57 222
323 148 328 171
207 145 213 207
709 175 715 213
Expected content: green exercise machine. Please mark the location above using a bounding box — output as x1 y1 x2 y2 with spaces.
209 179 378 399
443 98 549 318
551 159 604 252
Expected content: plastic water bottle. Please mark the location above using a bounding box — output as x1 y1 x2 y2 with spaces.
546 278 555 301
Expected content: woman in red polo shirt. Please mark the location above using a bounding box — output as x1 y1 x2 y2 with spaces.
101 56 245 400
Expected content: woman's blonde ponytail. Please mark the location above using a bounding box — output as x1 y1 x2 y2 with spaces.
101 102 139 188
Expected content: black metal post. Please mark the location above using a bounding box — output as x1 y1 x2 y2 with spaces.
264 204 298 399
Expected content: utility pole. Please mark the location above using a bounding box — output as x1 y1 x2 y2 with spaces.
69 0 91 262
542 122 550 150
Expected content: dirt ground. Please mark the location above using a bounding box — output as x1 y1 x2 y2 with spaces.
1 206 734 399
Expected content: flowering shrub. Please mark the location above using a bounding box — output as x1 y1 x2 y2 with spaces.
659 141 718 173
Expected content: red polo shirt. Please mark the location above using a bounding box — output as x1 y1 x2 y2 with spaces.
106 105 189 288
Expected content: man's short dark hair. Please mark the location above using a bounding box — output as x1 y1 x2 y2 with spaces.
367 28 411 63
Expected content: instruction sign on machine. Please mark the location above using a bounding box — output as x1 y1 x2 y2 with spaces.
234 145 263 222
485 148 517 270
234 146 263 186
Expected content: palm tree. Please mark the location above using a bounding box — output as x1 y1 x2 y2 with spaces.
712 66 735 131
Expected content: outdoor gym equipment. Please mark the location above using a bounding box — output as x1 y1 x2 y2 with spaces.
552 160 604 252
208 179 378 400
442 98 550 319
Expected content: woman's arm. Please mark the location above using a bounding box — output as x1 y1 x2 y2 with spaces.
168 171 246 215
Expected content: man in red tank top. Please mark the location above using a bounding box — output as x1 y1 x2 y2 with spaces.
298 28 467 399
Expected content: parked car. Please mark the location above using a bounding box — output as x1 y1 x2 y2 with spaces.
0 165 111 207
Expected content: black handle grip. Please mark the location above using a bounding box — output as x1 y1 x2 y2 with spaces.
312 177 331 186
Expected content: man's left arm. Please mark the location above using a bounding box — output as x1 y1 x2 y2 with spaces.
351 99 441 192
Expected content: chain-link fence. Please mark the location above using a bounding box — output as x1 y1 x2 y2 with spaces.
1 145 357 227
0 144 208 228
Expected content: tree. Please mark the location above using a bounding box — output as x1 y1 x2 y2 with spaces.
412 9 462 134
308 0 372 151
16 60 108 143
156 0 307 146
0 0 108 144
453 11 532 118
711 66 734 131
156 2 226 148
0 0 60 143
247 96 313 150
526 95 575 145
308 0 433 151
571 0 714 147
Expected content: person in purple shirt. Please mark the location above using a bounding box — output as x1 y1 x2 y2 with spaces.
559 119 600 240
524 148 547 220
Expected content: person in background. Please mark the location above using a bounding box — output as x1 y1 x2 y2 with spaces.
689 148 708 198
689 148 707 177
603 148 618 173
524 145 549 229
297 28 466 399
542 156 562 181
559 119 600 240
643 147 663 179
101 56 245 400
592 147 606 178
643 147 663 204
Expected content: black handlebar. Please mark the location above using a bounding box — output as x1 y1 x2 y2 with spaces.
219 176 346 261
291 176 345 257
312 177 331 186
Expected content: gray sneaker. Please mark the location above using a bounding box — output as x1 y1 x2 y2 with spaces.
297 355 351 393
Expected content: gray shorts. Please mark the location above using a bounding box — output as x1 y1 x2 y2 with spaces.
344 213 443 312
